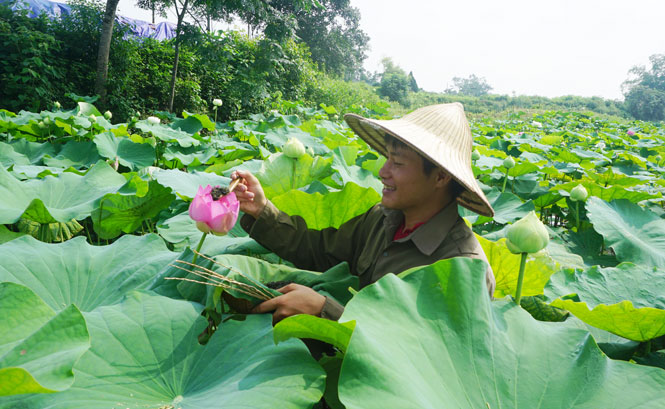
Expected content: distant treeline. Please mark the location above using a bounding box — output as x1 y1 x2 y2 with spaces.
397 92 629 119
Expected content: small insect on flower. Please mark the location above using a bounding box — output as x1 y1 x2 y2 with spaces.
189 185 239 236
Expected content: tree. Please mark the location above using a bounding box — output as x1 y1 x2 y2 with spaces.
622 54 665 120
94 0 121 106
378 58 409 105
407 71 419 92
445 74 492 96
136 0 168 24
269 0 369 80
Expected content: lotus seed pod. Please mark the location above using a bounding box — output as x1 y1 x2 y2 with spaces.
570 184 588 202
471 149 480 161
503 156 515 169
147 116 160 125
104 110 112 120
283 137 306 159
505 211 549 254
54 101 61 109
213 98 223 107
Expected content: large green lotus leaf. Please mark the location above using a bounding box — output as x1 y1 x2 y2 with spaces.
163 145 217 166
477 235 558 298
93 131 155 170
92 179 175 239
182 111 215 131
257 152 333 198
0 142 31 167
322 148 383 194
0 161 127 224
7 139 58 165
271 183 380 229
0 226 25 244
42 140 101 168
0 282 89 396
461 190 535 225
545 263 665 341
337 258 665 409
0 234 177 312
556 181 660 203
154 168 229 199
0 292 325 409
586 197 665 268
135 120 200 147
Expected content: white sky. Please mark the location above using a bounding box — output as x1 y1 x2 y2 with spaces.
114 0 665 100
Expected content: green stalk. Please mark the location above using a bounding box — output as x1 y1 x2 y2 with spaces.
191 232 208 265
214 107 218 124
501 169 509 193
515 252 528 305
575 201 580 231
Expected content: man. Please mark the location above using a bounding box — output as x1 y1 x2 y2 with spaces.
231 103 495 323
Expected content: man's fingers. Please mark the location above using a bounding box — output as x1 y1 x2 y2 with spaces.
277 283 302 293
252 298 279 314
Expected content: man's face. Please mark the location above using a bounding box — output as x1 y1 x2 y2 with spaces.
378 144 445 213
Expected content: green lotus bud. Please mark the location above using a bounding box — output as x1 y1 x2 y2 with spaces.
37 121 47 129
43 117 52 125
54 101 61 109
503 156 515 169
213 98 223 107
655 155 662 163
147 116 160 125
130 116 138 123
104 110 112 120
505 211 549 254
471 149 480 161
283 137 306 159
570 184 588 202
89 114 97 123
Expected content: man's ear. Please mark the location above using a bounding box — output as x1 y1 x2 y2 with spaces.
435 170 451 187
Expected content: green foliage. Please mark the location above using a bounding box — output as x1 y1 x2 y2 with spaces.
445 73 493 96
622 54 665 120
0 6 67 112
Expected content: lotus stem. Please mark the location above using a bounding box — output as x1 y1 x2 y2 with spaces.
191 251 275 300
191 232 208 265
575 202 579 231
167 261 274 301
501 169 509 193
514 252 528 305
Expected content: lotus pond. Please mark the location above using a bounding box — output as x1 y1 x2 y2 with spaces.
1 103 664 408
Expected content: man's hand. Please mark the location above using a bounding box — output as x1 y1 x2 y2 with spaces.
252 284 326 325
230 170 267 218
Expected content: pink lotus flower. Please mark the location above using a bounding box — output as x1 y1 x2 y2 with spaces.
627 130 636 136
188 185 239 235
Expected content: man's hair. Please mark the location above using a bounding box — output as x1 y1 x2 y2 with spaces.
384 134 465 199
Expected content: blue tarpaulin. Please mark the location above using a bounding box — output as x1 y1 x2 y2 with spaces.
1 0 176 40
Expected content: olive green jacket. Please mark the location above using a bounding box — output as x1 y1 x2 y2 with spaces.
240 200 495 321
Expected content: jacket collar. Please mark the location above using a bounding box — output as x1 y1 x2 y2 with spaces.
382 201 460 256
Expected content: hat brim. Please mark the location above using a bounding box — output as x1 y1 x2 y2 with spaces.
344 112 494 217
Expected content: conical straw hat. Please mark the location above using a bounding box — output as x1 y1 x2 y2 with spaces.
344 103 494 217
